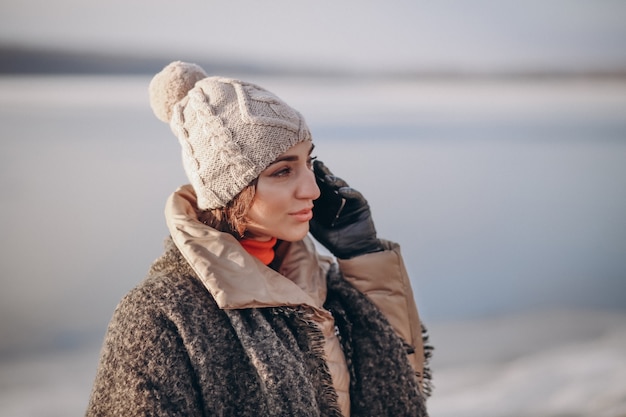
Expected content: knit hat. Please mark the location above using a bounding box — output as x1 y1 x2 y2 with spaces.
149 61 312 210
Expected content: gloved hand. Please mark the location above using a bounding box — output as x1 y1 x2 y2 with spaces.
309 160 383 259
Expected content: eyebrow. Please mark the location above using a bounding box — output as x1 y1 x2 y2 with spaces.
268 143 315 165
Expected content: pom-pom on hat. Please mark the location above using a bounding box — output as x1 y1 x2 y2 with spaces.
149 61 312 210
149 61 207 123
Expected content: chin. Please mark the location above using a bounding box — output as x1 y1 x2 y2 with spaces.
279 226 310 242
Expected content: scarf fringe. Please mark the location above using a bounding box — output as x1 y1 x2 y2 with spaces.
283 307 344 417
420 323 434 398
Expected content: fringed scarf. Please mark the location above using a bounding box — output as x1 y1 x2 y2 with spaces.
222 263 428 416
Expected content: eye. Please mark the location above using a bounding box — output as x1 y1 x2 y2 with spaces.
270 166 292 177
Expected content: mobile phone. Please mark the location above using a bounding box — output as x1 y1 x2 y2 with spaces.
313 174 346 227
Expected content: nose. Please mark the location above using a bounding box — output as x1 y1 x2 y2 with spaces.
297 168 321 200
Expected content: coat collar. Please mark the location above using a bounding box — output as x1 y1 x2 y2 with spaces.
164 185 332 314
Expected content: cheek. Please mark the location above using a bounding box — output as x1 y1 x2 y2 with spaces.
252 183 288 213
246 191 282 226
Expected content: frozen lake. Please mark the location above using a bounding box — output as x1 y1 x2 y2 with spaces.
1 75 625 416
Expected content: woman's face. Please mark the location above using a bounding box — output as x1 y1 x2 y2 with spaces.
245 141 320 242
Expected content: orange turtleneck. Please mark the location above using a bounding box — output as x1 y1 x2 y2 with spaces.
240 237 278 265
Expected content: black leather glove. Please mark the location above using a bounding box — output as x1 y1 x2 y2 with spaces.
309 160 383 259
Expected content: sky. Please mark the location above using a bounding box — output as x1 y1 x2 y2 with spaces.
1 0 626 74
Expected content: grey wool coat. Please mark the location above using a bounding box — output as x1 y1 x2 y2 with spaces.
86 236 431 417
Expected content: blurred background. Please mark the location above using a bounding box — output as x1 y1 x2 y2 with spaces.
1 1 626 416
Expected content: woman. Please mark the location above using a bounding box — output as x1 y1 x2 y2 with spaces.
86 61 432 417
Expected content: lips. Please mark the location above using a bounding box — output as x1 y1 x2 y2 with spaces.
290 207 314 222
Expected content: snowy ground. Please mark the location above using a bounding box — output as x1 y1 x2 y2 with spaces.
426 310 626 417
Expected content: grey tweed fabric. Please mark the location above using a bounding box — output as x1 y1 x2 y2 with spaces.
86 238 428 416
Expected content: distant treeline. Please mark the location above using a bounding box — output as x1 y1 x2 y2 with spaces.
1 44 625 79
0 45 276 76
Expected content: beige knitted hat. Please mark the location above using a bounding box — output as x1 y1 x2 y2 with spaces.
149 61 312 210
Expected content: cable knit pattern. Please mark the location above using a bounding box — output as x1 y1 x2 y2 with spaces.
149 61 312 209
86 238 429 417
